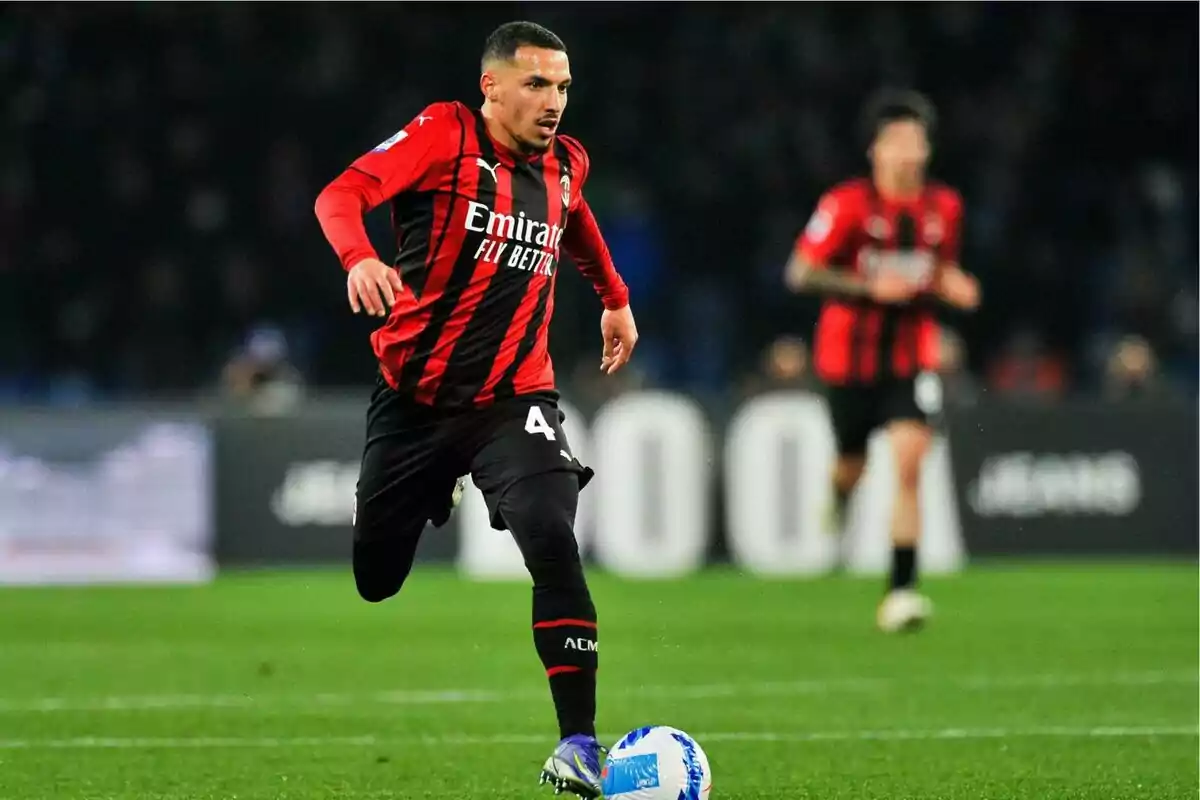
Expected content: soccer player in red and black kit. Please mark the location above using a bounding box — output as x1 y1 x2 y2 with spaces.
785 90 980 633
313 22 636 797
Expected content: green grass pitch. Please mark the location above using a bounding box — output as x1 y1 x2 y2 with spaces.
0 562 1196 799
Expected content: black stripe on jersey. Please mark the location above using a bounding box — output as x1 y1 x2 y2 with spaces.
435 150 554 405
490 139 572 403
883 191 926 379
848 185 877 383
397 107 469 298
390 191 436 293
878 197 912 381
878 310 900 381
848 298 871 384
395 111 495 396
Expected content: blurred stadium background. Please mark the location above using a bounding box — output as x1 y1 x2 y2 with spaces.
1 4 1197 799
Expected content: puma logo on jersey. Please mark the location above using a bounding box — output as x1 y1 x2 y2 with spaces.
476 158 500 183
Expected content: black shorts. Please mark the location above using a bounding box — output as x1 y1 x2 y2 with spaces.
826 376 936 457
355 376 593 540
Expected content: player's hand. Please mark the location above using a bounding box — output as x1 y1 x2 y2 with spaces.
869 271 919 305
347 258 405 317
600 305 638 375
935 265 981 311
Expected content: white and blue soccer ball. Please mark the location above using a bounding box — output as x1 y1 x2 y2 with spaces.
600 725 712 800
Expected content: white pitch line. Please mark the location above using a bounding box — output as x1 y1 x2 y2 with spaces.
0 670 1193 714
0 726 1194 751
697 726 1200 742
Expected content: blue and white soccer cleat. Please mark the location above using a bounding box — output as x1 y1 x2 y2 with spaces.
539 734 606 798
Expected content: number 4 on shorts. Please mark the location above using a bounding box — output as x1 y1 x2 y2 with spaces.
524 405 556 441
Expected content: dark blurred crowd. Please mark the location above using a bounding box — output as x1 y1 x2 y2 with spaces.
3 4 1196 409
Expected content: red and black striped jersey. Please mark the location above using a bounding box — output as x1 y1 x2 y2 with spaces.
315 101 629 408
794 178 964 385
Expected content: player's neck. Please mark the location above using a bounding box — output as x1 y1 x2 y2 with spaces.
873 171 924 202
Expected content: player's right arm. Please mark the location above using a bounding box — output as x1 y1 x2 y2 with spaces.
785 190 913 305
314 102 459 316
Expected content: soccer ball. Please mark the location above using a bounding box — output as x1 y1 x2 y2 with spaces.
600 725 712 800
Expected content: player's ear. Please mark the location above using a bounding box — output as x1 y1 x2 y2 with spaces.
480 71 500 104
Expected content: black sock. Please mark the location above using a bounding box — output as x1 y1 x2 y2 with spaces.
547 669 596 740
532 588 597 739
890 545 917 591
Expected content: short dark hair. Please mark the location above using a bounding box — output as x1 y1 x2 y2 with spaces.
481 21 566 70
860 89 937 146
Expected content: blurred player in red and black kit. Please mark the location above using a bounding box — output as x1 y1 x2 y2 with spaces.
785 90 980 633
314 21 636 798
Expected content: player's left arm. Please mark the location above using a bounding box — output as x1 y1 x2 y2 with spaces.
931 189 980 311
559 137 636 375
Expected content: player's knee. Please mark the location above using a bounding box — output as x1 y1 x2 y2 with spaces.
355 574 403 603
353 557 410 603
499 472 585 589
352 538 414 603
